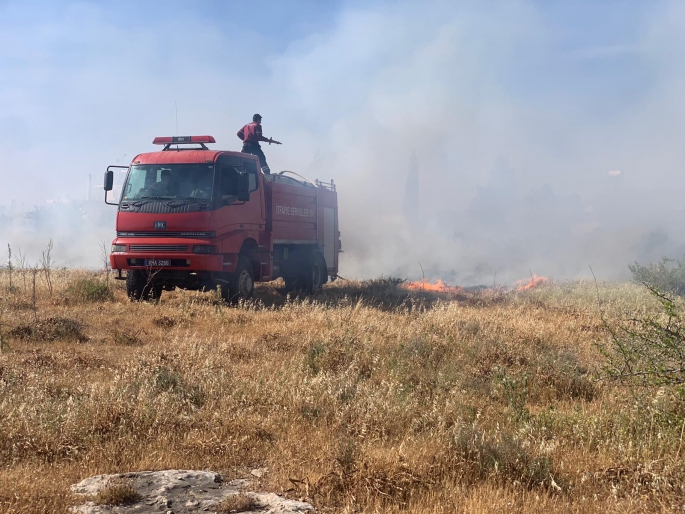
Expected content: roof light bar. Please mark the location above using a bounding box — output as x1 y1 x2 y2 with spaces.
152 135 216 145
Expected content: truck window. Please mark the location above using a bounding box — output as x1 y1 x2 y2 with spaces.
244 160 258 192
220 166 240 197
123 165 214 200
124 169 151 198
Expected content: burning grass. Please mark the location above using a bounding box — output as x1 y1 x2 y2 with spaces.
403 273 550 295
0 269 683 513
404 278 464 294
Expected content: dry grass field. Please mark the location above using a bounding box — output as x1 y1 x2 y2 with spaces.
0 268 683 513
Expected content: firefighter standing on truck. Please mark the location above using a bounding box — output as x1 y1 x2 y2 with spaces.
237 114 281 174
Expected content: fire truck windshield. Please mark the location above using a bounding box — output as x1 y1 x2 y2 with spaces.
122 164 214 201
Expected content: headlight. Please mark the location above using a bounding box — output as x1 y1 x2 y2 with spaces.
111 244 126 253
193 245 218 254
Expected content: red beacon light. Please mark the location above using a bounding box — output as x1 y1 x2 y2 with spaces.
152 135 216 150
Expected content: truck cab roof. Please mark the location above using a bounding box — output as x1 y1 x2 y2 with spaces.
131 150 254 166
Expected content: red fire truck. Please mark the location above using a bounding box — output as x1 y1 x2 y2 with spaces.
104 135 340 302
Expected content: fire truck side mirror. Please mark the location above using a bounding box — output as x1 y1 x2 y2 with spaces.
104 170 114 191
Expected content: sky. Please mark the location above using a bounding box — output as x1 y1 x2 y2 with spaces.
1 0 684 282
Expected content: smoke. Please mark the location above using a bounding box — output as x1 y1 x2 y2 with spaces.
2 1 684 282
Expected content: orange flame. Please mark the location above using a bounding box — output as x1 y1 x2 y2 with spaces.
401 274 549 294
403 279 463 294
515 274 548 291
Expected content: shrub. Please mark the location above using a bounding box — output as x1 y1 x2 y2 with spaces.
9 316 88 343
629 256 685 297
451 427 554 489
112 328 144 346
65 276 114 302
93 478 142 506
153 366 205 407
217 493 259 513
603 284 685 386
152 315 177 328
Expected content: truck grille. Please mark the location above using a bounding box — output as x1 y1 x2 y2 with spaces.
128 245 190 253
117 231 215 237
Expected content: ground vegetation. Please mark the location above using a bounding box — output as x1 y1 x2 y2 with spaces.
0 269 683 513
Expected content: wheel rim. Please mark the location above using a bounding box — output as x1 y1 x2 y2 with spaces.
239 269 253 295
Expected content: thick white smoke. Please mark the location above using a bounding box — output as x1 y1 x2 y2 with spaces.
2 1 684 282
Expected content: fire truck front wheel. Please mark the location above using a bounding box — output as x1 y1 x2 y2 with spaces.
126 270 162 302
226 255 254 303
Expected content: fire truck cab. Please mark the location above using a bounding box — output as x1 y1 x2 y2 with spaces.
104 136 340 302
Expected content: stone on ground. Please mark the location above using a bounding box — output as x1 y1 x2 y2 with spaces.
70 469 314 514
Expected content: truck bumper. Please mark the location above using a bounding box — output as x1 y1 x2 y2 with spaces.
110 237 239 273
110 252 227 272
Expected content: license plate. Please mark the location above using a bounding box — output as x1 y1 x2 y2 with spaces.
144 259 171 267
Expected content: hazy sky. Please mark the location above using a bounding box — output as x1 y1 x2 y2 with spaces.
1 0 684 281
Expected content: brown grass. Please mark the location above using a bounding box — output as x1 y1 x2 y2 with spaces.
0 269 683 513
92 477 141 506
218 492 259 512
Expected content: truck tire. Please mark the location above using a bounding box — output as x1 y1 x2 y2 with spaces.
283 274 301 293
306 251 328 293
227 255 254 303
126 270 162 302
283 251 327 294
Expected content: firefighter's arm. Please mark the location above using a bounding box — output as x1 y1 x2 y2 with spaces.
255 124 270 143
237 128 244 141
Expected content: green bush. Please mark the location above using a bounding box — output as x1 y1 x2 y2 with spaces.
451 427 554 489
629 256 685 296
603 284 685 387
65 276 114 302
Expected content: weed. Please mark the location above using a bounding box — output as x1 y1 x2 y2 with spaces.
154 366 182 392
99 240 110 278
493 368 530 422
7 244 13 295
153 366 205 407
630 256 685 296
152 315 177 328
9 316 87 343
13 247 28 293
65 276 114 302
92 478 142 506
217 493 259 513
0 294 8 352
537 349 595 402
112 328 144 346
40 239 53 296
305 341 327 375
603 284 685 386
451 427 554 489
1 272 684 512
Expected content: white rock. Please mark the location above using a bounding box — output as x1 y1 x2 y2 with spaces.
250 467 269 479
69 469 314 513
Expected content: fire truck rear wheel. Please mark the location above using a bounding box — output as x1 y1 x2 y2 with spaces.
283 251 327 294
307 251 328 292
126 270 162 302
228 255 254 303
